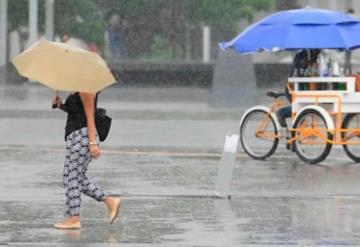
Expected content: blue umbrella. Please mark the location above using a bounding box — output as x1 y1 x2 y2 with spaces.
220 8 360 54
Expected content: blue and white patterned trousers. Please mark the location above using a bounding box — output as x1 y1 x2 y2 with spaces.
63 127 108 216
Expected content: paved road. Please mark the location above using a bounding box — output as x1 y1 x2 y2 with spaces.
2 147 360 246
2 84 360 246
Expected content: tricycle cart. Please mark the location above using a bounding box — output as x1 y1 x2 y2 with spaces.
239 76 360 163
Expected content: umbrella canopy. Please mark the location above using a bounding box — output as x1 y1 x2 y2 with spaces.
220 8 360 54
12 38 116 93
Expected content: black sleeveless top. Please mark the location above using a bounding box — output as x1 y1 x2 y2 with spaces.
59 92 98 140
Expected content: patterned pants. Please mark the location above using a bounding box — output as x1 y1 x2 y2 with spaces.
63 127 108 216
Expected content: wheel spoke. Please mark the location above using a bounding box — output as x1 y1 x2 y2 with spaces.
240 110 278 159
293 109 332 164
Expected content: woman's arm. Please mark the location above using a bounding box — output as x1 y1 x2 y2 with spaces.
79 92 100 159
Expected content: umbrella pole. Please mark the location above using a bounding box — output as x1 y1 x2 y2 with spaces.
52 90 59 109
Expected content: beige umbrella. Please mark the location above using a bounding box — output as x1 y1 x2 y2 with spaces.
12 37 116 93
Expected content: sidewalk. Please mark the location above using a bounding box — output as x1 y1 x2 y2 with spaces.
0 83 275 114
0 84 276 152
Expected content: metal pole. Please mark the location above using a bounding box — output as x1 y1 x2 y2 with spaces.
353 0 360 15
202 25 210 63
329 0 337 10
308 0 318 8
184 23 191 62
0 0 8 66
45 0 54 40
28 0 38 47
345 51 352 75
28 0 38 83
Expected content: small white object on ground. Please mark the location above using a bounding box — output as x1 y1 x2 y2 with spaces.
215 134 239 198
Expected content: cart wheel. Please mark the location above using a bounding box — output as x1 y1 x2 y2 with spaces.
293 109 332 164
342 113 360 162
240 109 279 160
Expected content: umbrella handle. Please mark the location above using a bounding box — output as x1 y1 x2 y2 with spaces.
52 90 59 109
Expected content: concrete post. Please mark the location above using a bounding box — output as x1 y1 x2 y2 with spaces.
45 0 54 40
202 26 210 63
0 0 8 66
209 49 258 107
28 0 38 47
215 134 239 198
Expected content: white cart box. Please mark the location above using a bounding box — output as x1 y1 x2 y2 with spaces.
289 77 360 114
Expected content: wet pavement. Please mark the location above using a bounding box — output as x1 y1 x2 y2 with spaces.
2 84 360 246
2 147 360 246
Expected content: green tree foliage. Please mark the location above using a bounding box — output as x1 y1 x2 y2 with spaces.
275 0 299 10
7 0 273 60
54 0 105 46
184 0 272 29
8 0 28 29
98 0 273 59
8 0 105 47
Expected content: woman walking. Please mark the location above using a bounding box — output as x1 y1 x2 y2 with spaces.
52 91 120 229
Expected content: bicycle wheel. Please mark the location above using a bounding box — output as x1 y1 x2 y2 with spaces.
240 109 279 160
342 113 360 162
293 109 332 164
